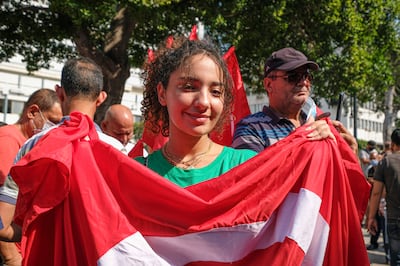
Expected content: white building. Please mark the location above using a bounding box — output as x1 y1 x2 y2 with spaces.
0 57 392 145
246 93 389 146
0 56 144 124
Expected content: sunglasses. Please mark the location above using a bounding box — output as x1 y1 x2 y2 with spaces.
268 70 313 84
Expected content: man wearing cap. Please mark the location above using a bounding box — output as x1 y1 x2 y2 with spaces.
232 47 354 152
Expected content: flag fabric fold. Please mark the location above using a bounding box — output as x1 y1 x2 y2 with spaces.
11 112 370 265
210 46 251 146
189 25 198 40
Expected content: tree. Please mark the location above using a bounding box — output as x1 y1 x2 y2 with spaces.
1 0 399 125
1 0 195 122
133 121 143 142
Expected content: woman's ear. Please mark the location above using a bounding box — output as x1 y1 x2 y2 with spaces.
96 91 108 107
157 82 167 106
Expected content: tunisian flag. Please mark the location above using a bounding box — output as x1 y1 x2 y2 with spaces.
11 112 370 265
210 46 251 146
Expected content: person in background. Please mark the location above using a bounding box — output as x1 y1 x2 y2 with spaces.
381 140 392 263
101 104 135 155
0 57 121 246
0 88 62 185
382 141 392 157
366 148 384 251
368 141 391 260
363 144 381 252
367 149 380 179
360 140 377 178
368 129 400 266
231 47 357 153
0 88 62 266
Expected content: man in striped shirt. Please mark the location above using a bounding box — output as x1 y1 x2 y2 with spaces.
232 47 355 153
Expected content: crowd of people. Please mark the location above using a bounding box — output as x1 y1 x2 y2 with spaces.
0 35 393 265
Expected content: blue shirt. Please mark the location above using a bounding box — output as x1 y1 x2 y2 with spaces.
231 97 316 152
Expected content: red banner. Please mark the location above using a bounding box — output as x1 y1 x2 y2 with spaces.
12 112 370 265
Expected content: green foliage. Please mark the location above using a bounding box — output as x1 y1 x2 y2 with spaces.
133 121 144 141
357 139 368 151
396 118 400 128
1 0 400 114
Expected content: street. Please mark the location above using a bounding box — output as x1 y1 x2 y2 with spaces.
363 227 388 265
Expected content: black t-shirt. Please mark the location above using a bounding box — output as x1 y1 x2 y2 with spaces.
374 153 400 220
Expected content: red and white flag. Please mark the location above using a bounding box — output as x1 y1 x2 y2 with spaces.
210 46 251 146
189 24 198 40
11 112 370 265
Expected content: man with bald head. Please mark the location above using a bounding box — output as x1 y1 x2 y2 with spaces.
101 104 135 154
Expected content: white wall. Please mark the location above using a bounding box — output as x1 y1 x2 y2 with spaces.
0 57 144 124
247 93 390 145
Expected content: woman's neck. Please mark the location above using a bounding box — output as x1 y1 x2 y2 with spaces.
166 135 211 158
162 134 219 169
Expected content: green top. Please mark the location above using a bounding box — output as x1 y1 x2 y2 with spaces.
135 146 257 187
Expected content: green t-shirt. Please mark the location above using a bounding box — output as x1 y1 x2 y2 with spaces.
135 146 257 187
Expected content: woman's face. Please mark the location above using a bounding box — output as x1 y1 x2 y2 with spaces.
157 54 224 138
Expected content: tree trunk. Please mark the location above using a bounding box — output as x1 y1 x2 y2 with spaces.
73 6 135 125
383 86 395 142
94 64 131 124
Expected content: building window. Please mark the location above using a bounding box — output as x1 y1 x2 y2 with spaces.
134 115 142 123
11 100 24 115
0 99 10 114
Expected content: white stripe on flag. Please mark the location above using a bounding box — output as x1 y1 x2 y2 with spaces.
142 189 329 265
302 213 329 265
97 232 170 266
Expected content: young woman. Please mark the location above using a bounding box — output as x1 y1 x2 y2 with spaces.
135 38 257 187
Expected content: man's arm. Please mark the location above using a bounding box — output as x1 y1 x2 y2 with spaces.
0 174 20 242
0 133 42 242
231 121 265 153
0 201 20 242
367 180 384 235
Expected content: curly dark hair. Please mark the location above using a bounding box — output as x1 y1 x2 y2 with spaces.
141 36 233 137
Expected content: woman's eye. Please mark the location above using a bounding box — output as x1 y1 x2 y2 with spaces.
182 83 195 91
211 88 223 97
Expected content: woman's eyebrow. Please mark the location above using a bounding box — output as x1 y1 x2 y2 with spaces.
178 76 223 86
